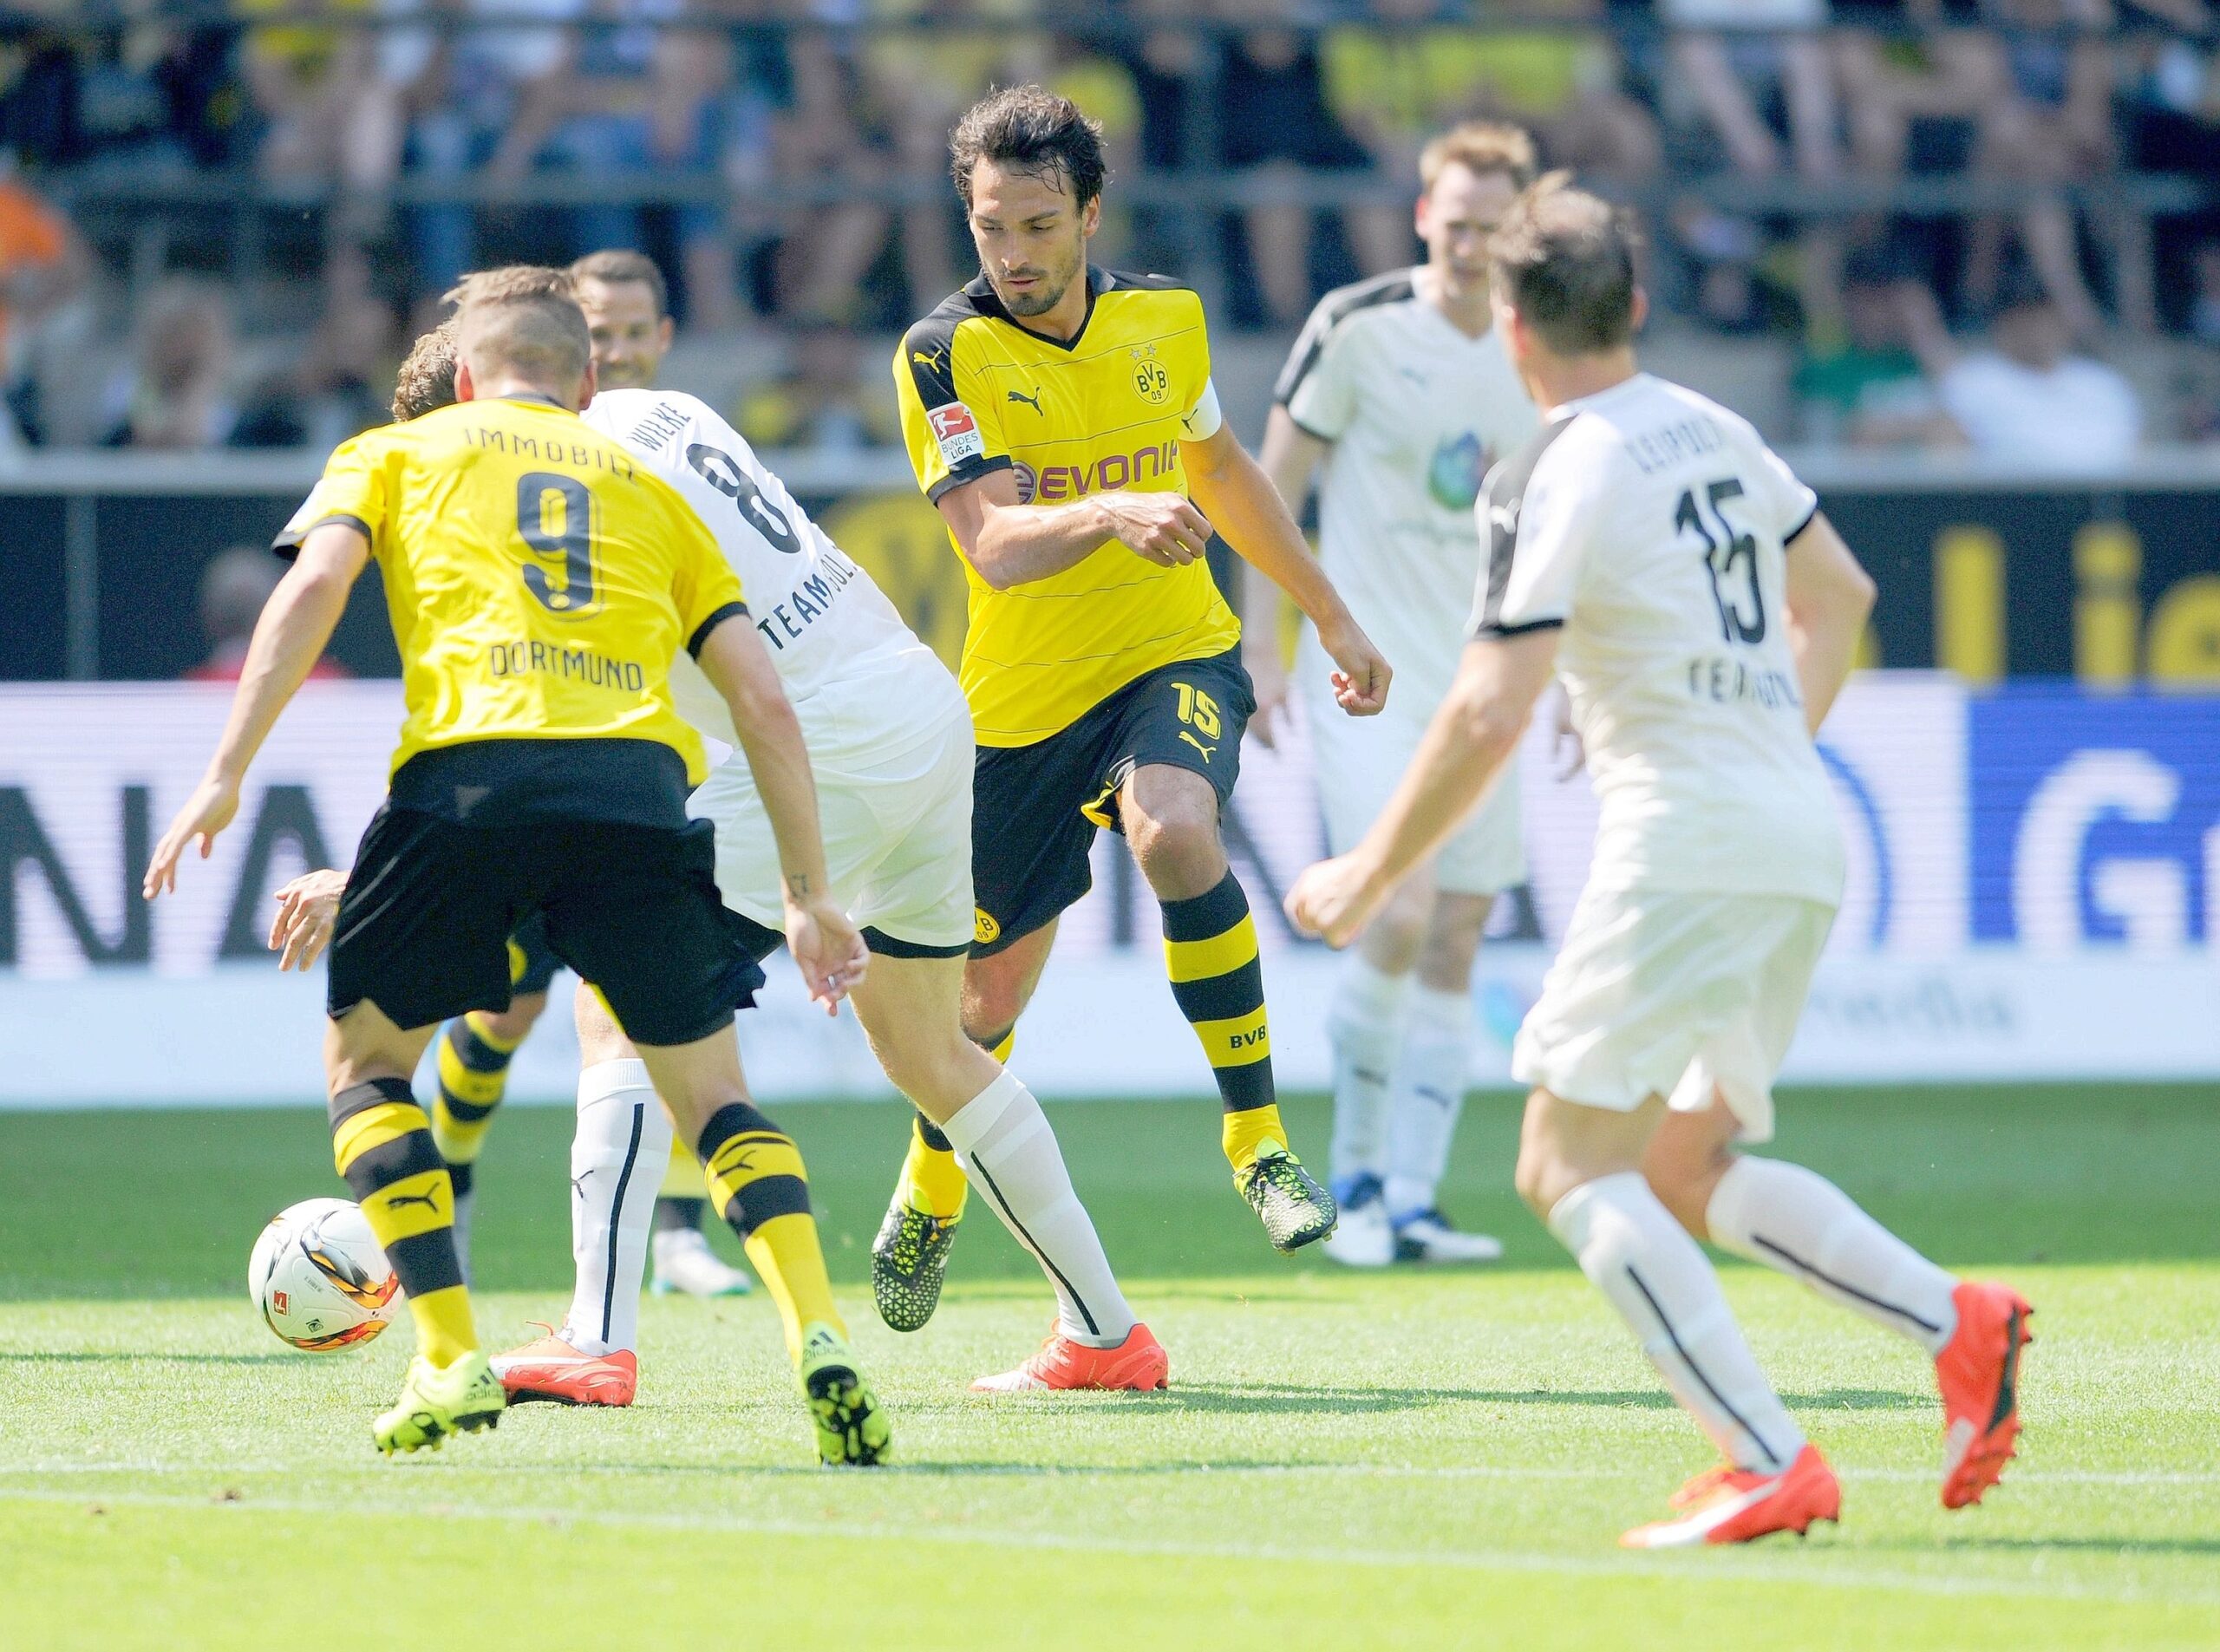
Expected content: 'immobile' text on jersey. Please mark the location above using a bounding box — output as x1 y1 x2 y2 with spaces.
1472 373 1843 905
894 267 1238 746
278 395 744 786
1276 269 1538 710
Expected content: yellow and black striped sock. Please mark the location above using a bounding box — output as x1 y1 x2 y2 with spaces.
330 1077 474 1366
653 1139 708 1232
1162 872 1285 1172
431 1013 520 1197
697 1100 842 1360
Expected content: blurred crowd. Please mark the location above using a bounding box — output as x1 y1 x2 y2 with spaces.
2 1 2218 454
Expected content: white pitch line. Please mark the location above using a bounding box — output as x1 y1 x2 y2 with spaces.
3 1462 2217 1488
0 1485 2212 1610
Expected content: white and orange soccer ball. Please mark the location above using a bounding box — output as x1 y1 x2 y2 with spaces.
248 1198 402 1351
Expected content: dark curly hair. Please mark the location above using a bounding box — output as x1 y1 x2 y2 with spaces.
950 85 1107 210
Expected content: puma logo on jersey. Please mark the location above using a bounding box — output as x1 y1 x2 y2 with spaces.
911 347 946 372
1008 387 1043 414
1178 731 1216 762
383 1188 441 1214
1489 500 1522 539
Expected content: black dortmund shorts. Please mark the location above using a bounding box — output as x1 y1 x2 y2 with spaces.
970 647 1255 957
329 804 767 1045
506 911 563 996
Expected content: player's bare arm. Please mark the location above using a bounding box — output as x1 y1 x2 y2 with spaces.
143 522 369 899
935 466 1215 590
1287 627 1557 946
1240 405 1334 748
693 612 869 1012
1181 420 1389 718
1782 512 1878 735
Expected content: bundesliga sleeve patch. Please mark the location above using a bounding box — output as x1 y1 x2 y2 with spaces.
928 402 985 467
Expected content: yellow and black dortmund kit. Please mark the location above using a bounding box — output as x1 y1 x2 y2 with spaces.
893 267 1283 1164
276 392 764 1048
274 393 843 1368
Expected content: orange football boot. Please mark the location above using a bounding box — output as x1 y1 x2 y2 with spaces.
1936 1280 2034 1509
490 1334 638 1407
1621 1443 1841 1548
970 1323 1170 1394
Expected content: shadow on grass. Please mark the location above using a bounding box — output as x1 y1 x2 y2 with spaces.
1922 1534 2220 1558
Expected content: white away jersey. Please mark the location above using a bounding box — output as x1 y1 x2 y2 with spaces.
580 389 964 758
1276 271 1539 708
1472 373 1843 904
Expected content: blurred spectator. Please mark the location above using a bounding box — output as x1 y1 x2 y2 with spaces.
766 18 894 320
1904 269 2144 467
98 278 239 451
1661 0 1840 182
232 249 400 448
183 545 350 682
1795 251 1959 447
379 0 585 297
734 320 899 454
1216 0 1370 328
2191 240 2220 345
237 0 376 180
485 0 743 326
0 157 92 445
865 1 1029 314
1961 0 2114 336
1325 0 1657 281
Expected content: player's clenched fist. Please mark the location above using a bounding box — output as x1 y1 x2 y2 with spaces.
1317 614 1392 717
1097 491 1215 566
1284 854 1386 950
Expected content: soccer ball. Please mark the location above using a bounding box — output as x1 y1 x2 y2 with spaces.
248 1198 402 1351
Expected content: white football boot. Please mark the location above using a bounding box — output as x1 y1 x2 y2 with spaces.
649 1225 754 1296
1392 1209 1505 1264
1322 1196 1396 1268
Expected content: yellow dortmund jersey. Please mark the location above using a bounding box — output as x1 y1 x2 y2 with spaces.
281 395 747 784
893 267 1241 746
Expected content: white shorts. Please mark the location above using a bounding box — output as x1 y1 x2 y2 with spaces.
1298 653 1526 897
1511 889 1836 1143
687 702 976 957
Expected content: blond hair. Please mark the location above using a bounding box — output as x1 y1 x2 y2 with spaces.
444 265 590 395
1420 121 1538 194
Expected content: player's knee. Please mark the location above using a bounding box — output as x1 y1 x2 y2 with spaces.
1126 802 1223 895
1512 1140 1561 1219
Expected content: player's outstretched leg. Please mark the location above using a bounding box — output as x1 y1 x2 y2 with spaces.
1649 1099 2034 1509
328 1041 504 1455
1127 766 1335 1250
493 1057 669 1407
691 1096 890 1464
649 1140 754 1299
855 954 1163 1389
1520 1088 1837 1547
869 1024 1007 1331
1160 869 1335 1251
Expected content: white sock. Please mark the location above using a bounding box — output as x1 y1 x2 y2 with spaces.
1328 954 1408 1190
1706 1157 1960 1356
941 1070 1138 1349
1384 983 1471 1221
1550 1171 1805 1472
558 1059 672 1358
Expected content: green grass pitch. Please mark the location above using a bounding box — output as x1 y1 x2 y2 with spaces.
3 1084 2215 1650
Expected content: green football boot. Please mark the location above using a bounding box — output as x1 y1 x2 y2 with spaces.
798 1323 891 1467
1237 1142 1339 1253
373 1349 506 1455
871 1195 960 1333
